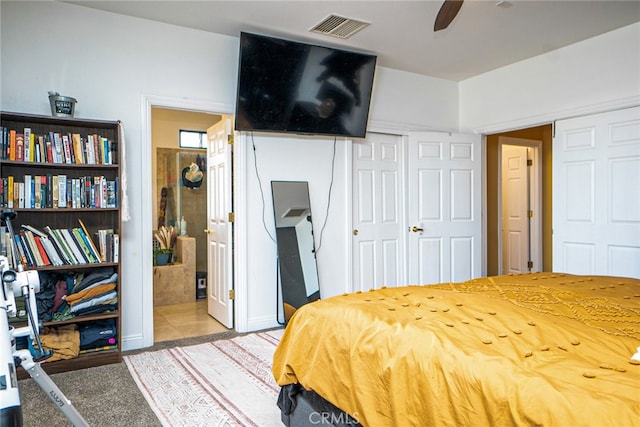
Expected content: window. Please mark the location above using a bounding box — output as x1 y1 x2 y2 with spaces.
179 130 207 149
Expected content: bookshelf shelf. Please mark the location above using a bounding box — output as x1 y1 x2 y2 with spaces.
1 110 122 377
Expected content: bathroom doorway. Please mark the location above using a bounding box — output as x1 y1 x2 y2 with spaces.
151 107 229 342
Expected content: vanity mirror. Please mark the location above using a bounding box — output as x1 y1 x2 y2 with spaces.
271 181 320 323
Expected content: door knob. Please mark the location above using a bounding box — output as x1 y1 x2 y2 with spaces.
411 226 424 233
353 229 359 236
204 228 211 234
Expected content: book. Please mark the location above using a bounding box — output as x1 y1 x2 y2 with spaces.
39 175 47 208
43 226 70 265
46 174 53 208
8 129 16 161
40 236 64 266
112 233 119 263
97 228 114 262
17 182 24 209
52 175 59 208
34 175 41 208
72 228 98 263
17 232 34 267
21 226 56 265
23 128 31 162
72 133 84 164
62 134 72 164
15 133 24 161
45 135 54 163
12 181 18 208
106 180 117 208
33 235 52 266
58 175 67 208
77 219 102 263
45 226 75 264
61 228 89 264
38 135 45 163
23 230 44 266
7 176 13 208
13 233 28 267
53 133 64 163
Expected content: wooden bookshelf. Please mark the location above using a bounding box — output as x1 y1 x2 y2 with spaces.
0 111 122 378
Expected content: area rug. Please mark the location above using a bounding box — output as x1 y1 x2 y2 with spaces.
124 329 284 427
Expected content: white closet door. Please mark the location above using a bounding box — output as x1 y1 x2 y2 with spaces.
407 132 482 284
352 133 405 291
553 106 640 278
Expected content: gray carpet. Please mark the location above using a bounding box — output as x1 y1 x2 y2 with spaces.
18 330 244 426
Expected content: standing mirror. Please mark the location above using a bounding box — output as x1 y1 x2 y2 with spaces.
271 181 320 323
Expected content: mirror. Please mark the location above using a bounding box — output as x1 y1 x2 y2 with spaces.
271 181 320 323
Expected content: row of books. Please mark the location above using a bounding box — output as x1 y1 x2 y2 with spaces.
0 220 119 269
0 175 118 209
0 126 117 165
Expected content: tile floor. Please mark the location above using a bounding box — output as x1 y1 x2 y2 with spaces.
154 299 230 342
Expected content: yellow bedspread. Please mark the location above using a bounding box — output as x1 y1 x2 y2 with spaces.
272 273 640 427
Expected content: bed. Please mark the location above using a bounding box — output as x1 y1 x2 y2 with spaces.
272 273 640 427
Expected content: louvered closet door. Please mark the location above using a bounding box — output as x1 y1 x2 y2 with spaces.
553 106 640 278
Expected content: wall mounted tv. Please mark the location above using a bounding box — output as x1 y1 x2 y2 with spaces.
234 32 377 138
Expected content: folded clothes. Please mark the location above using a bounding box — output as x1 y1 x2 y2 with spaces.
70 290 117 313
72 302 117 317
73 266 116 293
66 283 117 306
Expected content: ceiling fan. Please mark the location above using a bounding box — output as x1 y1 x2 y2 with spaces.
434 0 464 32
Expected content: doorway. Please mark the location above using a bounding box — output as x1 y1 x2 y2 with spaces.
486 125 553 276
151 107 230 342
499 137 542 274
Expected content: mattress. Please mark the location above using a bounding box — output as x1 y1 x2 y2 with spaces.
272 273 640 427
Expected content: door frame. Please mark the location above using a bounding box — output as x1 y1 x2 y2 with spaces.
140 94 235 347
497 136 542 273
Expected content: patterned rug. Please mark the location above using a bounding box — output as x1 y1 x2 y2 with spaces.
124 329 284 427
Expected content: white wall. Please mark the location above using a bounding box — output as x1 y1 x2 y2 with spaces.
0 1 458 348
234 133 351 330
460 22 640 133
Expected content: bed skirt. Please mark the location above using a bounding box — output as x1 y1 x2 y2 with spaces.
278 384 361 427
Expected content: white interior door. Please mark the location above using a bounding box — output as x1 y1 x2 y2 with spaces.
352 133 405 290
407 132 482 284
553 106 640 278
501 144 530 274
206 117 234 328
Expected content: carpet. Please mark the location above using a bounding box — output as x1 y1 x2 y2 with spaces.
124 329 284 427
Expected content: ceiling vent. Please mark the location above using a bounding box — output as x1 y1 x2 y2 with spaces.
310 14 370 39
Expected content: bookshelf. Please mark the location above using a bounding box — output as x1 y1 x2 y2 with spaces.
0 111 122 377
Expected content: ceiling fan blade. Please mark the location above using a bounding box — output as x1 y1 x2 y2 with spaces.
434 0 464 32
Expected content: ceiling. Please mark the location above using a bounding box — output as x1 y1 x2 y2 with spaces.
67 0 640 81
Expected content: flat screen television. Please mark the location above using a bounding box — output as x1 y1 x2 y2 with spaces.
234 32 377 138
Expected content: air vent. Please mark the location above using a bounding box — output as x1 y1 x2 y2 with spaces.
310 14 370 39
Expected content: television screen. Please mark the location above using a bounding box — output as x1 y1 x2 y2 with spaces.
234 32 377 138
